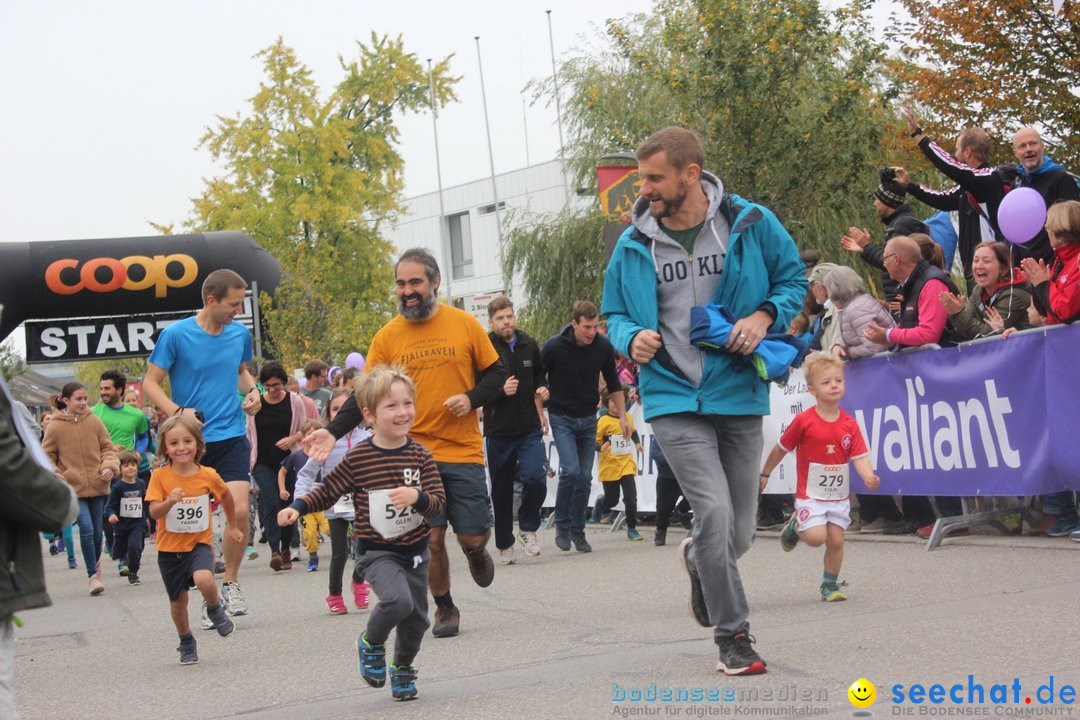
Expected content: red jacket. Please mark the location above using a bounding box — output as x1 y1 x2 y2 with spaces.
1035 243 1080 325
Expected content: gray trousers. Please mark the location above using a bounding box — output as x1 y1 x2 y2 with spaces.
359 549 431 666
1 617 15 720
650 413 762 638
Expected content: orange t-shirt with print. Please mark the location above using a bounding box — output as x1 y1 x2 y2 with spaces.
366 304 501 464
145 464 229 552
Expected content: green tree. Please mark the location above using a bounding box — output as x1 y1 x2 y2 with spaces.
0 339 23 382
187 36 457 367
511 0 909 314
72 358 151 396
503 208 608 342
889 0 1080 169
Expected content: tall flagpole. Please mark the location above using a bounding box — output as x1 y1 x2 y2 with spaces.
427 59 452 303
546 9 569 205
474 36 506 290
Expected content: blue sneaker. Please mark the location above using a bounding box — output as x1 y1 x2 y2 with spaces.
627 528 643 541
357 633 386 687
118 563 129 576
390 664 418 700
67 556 78 570
1047 518 1079 538
307 554 319 572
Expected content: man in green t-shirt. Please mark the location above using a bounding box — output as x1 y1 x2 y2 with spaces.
92 370 152 479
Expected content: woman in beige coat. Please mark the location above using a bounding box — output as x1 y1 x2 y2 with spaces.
42 382 119 595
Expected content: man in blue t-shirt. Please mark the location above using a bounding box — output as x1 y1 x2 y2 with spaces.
144 268 262 617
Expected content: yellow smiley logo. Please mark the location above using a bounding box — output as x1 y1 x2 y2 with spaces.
848 678 876 708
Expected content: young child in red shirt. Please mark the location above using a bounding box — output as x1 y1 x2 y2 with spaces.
759 353 880 602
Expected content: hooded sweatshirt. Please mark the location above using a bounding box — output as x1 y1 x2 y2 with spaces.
41 409 120 497
1016 157 1080 264
602 172 806 420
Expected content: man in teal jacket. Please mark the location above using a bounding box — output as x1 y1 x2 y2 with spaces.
602 127 806 676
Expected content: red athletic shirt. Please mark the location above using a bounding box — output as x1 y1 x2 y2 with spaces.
779 407 868 500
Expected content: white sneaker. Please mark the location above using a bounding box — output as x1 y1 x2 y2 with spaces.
221 582 248 616
88 576 104 596
200 601 214 630
290 549 301 562
518 531 541 557
499 547 517 565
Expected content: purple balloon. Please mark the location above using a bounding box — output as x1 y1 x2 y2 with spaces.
997 187 1047 245
345 352 365 372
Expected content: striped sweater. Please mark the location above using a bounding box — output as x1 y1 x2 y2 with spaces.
289 437 445 554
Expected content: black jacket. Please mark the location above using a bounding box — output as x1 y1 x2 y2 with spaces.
1016 165 1080 264
899 260 960 347
482 330 546 437
906 136 1006 286
859 204 930 298
1 382 79 619
540 324 622 418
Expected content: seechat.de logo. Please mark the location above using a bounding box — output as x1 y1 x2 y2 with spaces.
45 254 199 298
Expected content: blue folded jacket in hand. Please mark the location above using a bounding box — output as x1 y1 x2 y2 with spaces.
689 302 808 383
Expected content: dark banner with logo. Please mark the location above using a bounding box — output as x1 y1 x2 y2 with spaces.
23 294 258 364
0 231 279 341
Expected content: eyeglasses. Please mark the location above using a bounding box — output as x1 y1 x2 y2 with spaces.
882 253 897 263
263 382 284 390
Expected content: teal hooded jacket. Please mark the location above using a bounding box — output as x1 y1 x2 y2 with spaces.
601 192 807 421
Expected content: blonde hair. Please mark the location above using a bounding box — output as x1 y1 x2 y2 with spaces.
803 352 845 386
299 419 322 436
1046 200 1080 245
157 415 206 463
354 364 417 417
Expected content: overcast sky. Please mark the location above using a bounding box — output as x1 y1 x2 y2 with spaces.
0 1 902 246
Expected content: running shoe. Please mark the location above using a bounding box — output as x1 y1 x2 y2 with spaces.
205 601 236 637
390 664 419 701
88 576 104 596
352 581 371 610
679 537 710 627
821 580 848 602
178 635 198 665
326 594 348 615
307 554 319 572
570 530 592 553
357 633 386 687
498 548 516 565
465 547 494 587
716 627 767 675
779 515 800 552
222 582 248 616
518 531 541 557
627 528 643 541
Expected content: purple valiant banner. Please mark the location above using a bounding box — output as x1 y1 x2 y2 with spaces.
840 323 1080 496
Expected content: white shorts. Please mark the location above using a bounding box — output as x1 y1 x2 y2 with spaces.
794 497 851 532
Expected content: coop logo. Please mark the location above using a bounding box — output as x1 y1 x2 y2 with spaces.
45 254 199 298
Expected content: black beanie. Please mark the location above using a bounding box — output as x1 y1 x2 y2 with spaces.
874 181 906 209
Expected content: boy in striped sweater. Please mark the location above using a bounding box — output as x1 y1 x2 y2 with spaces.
278 365 444 701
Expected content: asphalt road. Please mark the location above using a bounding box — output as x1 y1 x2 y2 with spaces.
13 526 1080 720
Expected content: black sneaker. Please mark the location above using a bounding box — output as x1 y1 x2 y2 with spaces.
554 526 571 552
127 573 141 585
654 527 667 547
679 538 710 627
465 547 494 588
570 530 592 553
882 519 920 535
390 664 419 701
178 636 198 665
206 601 236 638
716 628 767 676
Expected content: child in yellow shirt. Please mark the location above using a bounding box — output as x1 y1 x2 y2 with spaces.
592 390 644 540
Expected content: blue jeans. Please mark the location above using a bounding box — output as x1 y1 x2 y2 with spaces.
1042 491 1077 521
486 431 548 548
76 496 106 577
550 414 598 532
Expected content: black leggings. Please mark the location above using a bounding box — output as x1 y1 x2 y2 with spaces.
598 475 638 529
328 518 363 596
655 470 692 530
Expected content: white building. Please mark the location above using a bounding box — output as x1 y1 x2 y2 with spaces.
385 159 589 321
